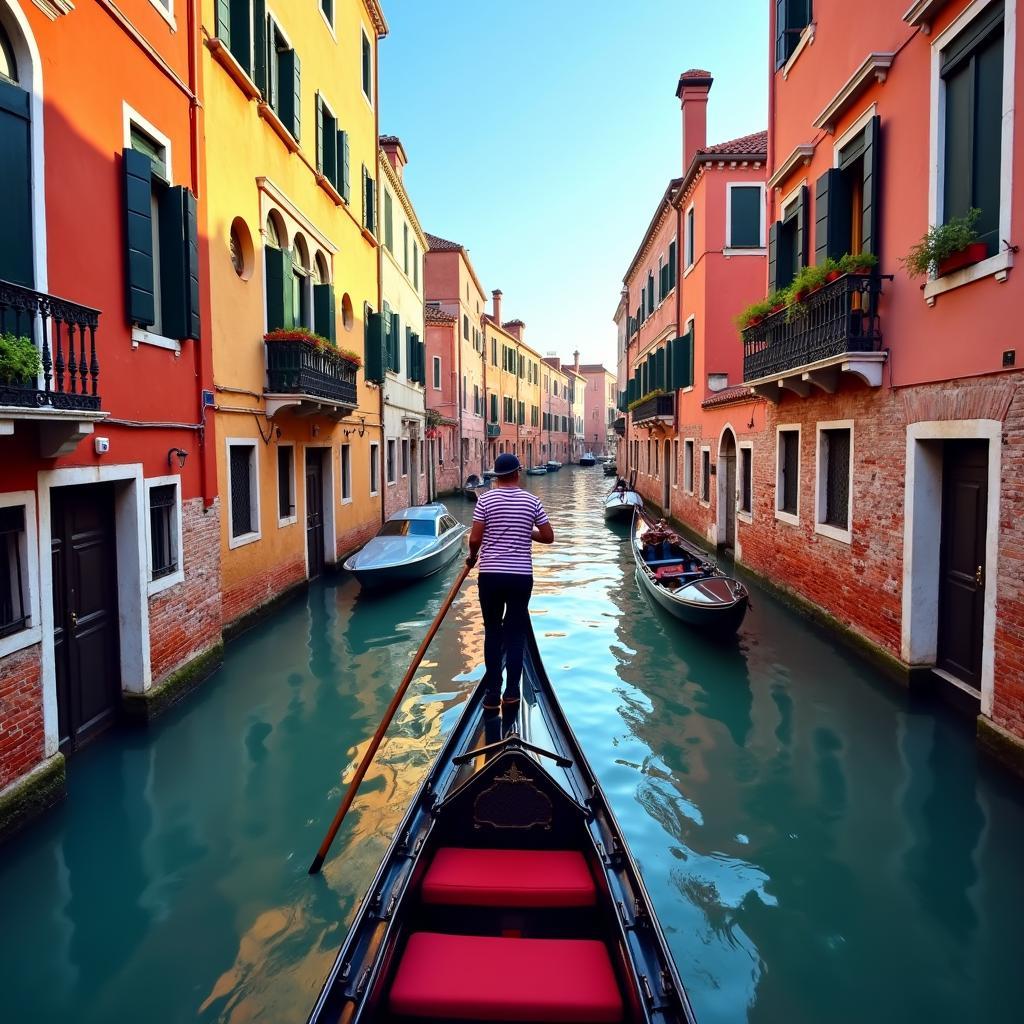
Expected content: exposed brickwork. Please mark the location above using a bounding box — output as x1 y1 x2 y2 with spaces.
0 644 45 792
222 555 307 630
336 519 379 562
149 498 223 683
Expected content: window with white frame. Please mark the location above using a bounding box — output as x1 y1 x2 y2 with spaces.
386 439 396 484
361 27 373 101
0 502 31 640
277 444 295 522
728 184 765 248
432 355 441 389
685 440 694 493
685 206 695 268
817 425 852 534
739 446 753 515
147 480 180 583
776 428 800 519
340 443 352 501
369 441 380 494
228 441 260 544
701 448 711 502
673 439 679 485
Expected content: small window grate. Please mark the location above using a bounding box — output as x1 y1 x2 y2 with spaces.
824 429 851 528
0 506 28 638
149 484 178 580
230 445 254 537
781 431 799 514
741 448 752 513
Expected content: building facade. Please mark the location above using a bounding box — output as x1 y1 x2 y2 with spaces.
579 364 617 458
0 0 220 834
541 358 571 464
204 0 386 629
378 137 427 518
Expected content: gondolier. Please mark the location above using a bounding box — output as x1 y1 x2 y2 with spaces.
465 453 554 708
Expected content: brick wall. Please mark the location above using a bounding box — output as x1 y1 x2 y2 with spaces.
149 498 223 683
222 555 307 629
336 519 379 562
0 644 44 792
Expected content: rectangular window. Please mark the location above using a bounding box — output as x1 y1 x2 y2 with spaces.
401 438 409 477
685 207 695 267
277 445 295 521
491 337 497 366
403 223 409 274
462 375 467 409
413 241 419 289
361 28 372 100
228 441 259 543
701 449 710 502
370 441 380 494
384 189 393 251
819 427 851 531
148 483 179 580
316 95 338 189
0 505 29 639
320 0 333 25
362 165 376 233
673 439 679 485
463 314 469 340
729 185 763 247
777 428 800 518
740 447 752 514
474 384 480 415
775 0 813 69
432 355 441 389
386 439 396 484
341 443 352 501
940 2 1004 255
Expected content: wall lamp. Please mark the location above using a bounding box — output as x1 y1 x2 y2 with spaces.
343 416 367 439
167 447 188 469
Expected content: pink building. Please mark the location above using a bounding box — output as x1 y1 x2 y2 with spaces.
423 306 461 495
578 364 617 458
542 358 571 463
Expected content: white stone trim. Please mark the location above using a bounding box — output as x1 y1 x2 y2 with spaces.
699 444 712 507
832 103 878 164
147 0 176 31
768 143 816 190
923 250 1014 302
0 490 41 658
901 419 1001 716
782 20 816 79
813 53 895 133
340 441 353 504
684 437 695 494
725 182 767 249
225 438 261 548
814 419 854 545
144 474 185 595
684 202 695 272
302 444 336 571
737 440 754 523
369 440 380 496
122 102 173 183
131 327 181 353
775 423 801 526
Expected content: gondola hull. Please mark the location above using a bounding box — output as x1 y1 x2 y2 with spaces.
604 490 644 520
306 627 697 1024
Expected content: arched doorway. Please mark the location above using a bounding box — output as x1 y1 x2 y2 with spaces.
662 438 671 511
718 428 737 552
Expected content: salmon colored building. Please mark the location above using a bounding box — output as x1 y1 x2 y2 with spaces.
578 363 617 458
622 71 768 551
721 0 1024 771
541 358 571 464
202 0 386 629
422 305 461 494
0 0 220 836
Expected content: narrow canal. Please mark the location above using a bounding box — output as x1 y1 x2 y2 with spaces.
2 468 1023 1024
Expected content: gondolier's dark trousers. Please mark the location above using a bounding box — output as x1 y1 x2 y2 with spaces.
478 572 533 705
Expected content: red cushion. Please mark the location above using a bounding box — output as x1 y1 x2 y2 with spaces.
421 847 596 908
389 932 623 1022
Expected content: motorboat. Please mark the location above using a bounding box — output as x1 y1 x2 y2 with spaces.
632 509 749 634
343 504 467 587
460 474 488 500
579 452 596 467
526 465 548 476
545 460 562 472
306 624 698 1024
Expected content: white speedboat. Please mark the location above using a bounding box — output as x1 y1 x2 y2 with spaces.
579 452 596 467
343 505 467 588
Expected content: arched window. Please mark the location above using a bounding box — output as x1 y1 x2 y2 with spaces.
292 232 310 328
265 212 282 248
0 24 17 84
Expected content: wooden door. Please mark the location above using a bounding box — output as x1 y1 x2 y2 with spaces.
51 484 120 752
937 440 988 688
305 449 325 579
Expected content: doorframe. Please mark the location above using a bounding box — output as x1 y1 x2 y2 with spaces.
716 424 738 549
302 443 335 574
901 420 1001 713
37 465 151 757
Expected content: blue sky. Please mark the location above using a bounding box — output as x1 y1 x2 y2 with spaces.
379 0 768 367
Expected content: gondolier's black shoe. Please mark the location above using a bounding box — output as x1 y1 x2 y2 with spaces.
501 694 521 706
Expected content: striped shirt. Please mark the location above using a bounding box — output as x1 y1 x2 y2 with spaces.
472 487 549 575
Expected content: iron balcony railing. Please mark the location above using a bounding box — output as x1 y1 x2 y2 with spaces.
265 339 357 407
0 279 102 411
486 422 501 437
742 273 886 382
630 392 675 423
613 416 626 437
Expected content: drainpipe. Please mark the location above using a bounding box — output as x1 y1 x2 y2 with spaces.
457 307 464 489
375 41 385 525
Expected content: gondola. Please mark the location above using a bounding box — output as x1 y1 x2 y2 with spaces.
526 465 548 476
545 459 562 472
604 487 643 520
604 462 619 477
307 625 698 1024
632 509 748 634
460 474 488 500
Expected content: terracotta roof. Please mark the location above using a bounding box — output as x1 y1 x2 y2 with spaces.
425 307 457 325
424 232 462 252
701 385 759 408
701 130 768 157
503 319 525 328
379 134 401 146
578 363 613 374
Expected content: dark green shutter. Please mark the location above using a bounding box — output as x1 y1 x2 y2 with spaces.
365 311 385 383
321 107 337 187
490 393 498 421
405 326 413 379
264 246 294 331
313 284 335 342
338 130 350 202
861 116 881 257
415 335 425 385
0 82 34 287
795 184 809 270
228 0 252 74
672 329 694 389
815 170 849 265
159 186 200 341
215 0 231 48
315 95 323 172
252 0 267 91
668 240 677 290
389 312 400 371
279 49 300 140
364 171 375 232
123 148 156 328
665 340 673 390
655 347 665 390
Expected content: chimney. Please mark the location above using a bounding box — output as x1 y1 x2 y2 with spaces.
573 349 580 375
379 136 408 180
492 289 503 324
676 70 713 172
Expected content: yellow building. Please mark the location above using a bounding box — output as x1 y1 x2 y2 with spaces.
202 0 387 627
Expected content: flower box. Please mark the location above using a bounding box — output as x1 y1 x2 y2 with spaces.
937 242 989 277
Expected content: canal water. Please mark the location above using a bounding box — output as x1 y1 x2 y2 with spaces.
2 467 1023 1023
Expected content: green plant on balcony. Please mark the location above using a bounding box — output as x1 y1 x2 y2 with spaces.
264 327 361 368
0 333 41 385
838 251 878 276
627 387 665 413
426 408 444 428
901 208 981 278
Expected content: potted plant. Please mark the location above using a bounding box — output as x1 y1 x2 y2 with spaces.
336 347 362 368
735 297 774 331
902 209 984 278
839 251 879 276
768 289 788 315
0 333 42 403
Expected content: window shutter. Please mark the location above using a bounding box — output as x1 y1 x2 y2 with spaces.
338 130 350 202
279 49 300 141
364 172 375 233
655 348 665 390
861 115 881 257
665 338 673 389
365 311 386 383
414 336 425 385
321 109 337 188
389 312 401 371
123 148 156 328
313 284 335 343
815 169 849 265
490 393 497 421
264 246 294 331
673 327 694 389
159 186 201 341
668 241 677 290
795 184 809 270
227 0 252 74
252 0 267 91
215 0 231 49
405 326 413 379
315 95 323 172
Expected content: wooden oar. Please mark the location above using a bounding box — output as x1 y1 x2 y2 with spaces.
309 562 472 875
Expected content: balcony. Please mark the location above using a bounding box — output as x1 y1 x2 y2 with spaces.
742 273 888 399
486 422 501 437
0 279 107 457
264 338 358 419
630 392 675 427
613 416 626 437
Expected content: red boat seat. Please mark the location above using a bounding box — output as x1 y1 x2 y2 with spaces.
421 847 596 908
389 931 623 1022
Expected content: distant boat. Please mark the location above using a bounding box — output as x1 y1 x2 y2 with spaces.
526 465 548 476
632 510 748 634
343 504 467 588
603 463 618 477
579 452 596 467
604 487 643 520
460 474 488 501
482 469 497 480
545 460 562 472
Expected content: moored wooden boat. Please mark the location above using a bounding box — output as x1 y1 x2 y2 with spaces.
604 488 643 520
546 459 562 471
307 626 698 1024
632 510 748 634
526 465 548 476
604 462 619 476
